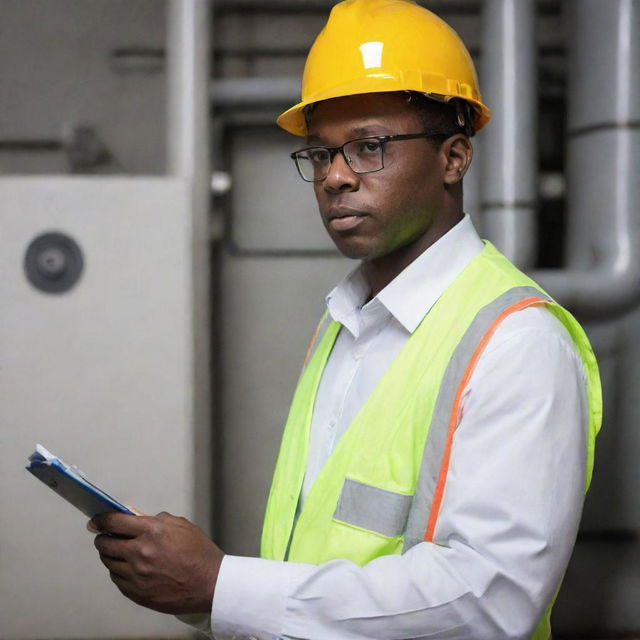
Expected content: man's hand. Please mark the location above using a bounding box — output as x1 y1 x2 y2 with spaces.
91 511 223 615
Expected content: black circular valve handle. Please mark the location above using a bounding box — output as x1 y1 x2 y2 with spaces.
24 232 84 294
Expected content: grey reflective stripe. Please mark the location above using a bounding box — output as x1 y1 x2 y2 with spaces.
403 286 551 551
334 478 413 538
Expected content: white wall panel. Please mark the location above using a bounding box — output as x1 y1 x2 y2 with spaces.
0 177 197 638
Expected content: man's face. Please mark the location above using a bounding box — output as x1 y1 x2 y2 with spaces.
307 92 450 263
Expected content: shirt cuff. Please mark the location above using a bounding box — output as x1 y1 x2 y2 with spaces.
212 554 315 640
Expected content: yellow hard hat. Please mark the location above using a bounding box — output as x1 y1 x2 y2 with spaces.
277 0 491 136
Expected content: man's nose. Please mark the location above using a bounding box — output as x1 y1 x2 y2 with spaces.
323 151 359 193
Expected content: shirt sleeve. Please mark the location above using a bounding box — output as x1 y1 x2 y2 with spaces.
209 306 589 640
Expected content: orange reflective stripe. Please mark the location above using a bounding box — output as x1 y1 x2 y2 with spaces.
424 296 548 542
302 312 329 369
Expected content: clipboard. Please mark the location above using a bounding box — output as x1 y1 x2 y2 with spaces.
26 444 134 518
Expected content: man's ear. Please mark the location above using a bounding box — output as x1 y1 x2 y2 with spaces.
441 134 473 185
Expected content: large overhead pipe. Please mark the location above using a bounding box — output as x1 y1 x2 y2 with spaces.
480 0 537 269
534 0 640 316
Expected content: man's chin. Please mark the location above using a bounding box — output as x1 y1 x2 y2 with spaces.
326 232 373 260
332 242 375 261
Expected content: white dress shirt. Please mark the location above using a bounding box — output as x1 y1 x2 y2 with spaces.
202 215 589 640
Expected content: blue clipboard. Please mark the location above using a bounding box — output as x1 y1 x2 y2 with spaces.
26 444 134 518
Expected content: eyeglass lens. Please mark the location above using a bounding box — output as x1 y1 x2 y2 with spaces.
295 137 384 182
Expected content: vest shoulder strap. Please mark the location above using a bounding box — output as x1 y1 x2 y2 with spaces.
403 285 552 550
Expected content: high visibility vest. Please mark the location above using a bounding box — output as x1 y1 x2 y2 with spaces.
261 242 602 640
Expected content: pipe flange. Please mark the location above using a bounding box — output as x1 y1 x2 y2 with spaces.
24 232 84 294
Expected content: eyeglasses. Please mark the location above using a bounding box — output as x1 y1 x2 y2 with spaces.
290 131 451 183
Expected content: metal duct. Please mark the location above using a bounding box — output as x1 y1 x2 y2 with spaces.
535 0 640 316
480 0 537 270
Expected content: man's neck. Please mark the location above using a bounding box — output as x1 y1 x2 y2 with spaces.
362 212 463 297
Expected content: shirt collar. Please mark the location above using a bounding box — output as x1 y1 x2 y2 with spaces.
325 265 371 337
326 214 485 335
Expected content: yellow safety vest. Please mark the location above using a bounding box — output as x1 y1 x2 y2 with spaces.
261 242 602 640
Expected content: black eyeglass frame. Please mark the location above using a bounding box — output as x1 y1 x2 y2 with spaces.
290 131 453 183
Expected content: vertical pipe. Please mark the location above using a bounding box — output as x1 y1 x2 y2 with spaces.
167 0 209 184
167 0 213 532
564 0 639 273
534 0 640 315
480 0 537 269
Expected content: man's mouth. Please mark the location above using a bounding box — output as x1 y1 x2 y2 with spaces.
326 206 367 232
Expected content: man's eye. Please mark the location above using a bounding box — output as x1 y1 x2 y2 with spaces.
358 140 381 154
308 149 330 163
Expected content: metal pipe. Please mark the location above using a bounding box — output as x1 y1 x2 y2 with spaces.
480 0 537 269
167 0 209 182
212 77 300 107
167 0 213 529
533 0 640 316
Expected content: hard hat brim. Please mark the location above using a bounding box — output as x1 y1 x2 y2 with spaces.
277 89 492 137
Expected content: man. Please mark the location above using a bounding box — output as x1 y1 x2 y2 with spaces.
91 1 601 638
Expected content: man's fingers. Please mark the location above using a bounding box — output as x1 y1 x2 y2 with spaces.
87 507 143 533
126 505 146 516
90 508 223 615
99 553 130 578
90 512 148 536
108 570 142 602
87 519 99 533
94 532 131 559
